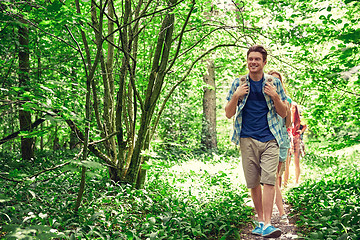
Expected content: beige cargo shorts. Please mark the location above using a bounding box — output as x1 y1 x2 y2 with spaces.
240 137 279 188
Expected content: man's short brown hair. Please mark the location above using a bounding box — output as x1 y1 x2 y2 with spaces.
247 45 267 62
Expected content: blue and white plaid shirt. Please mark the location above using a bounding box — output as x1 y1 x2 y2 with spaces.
226 73 287 146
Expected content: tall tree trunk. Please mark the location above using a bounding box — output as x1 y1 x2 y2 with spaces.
69 130 77 150
201 59 217 150
37 31 43 151
125 11 175 184
53 124 60 150
40 122 44 151
18 23 34 160
135 130 150 189
74 40 93 213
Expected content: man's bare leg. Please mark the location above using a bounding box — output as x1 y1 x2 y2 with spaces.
263 184 275 226
283 150 291 187
294 150 300 184
275 163 286 216
251 184 264 222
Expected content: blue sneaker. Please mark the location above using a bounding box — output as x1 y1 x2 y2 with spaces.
262 225 281 238
251 222 263 236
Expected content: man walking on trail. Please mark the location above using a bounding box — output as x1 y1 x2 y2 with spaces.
225 45 287 238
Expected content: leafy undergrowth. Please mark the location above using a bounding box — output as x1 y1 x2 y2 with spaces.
286 148 360 240
0 149 253 239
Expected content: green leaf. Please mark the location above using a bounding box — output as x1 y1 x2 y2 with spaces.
0 194 11 203
11 87 23 92
338 233 348 240
149 217 156 225
150 231 157 240
74 160 103 169
47 0 63 12
141 163 152 170
39 20 52 26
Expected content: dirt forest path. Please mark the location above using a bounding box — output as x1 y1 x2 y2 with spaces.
176 157 302 239
239 200 299 239
232 143 360 239
232 161 300 239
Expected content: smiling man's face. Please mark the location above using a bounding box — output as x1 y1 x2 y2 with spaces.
247 52 266 74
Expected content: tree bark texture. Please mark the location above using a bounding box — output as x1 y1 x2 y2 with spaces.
202 59 217 150
124 11 175 184
64 0 201 187
18 24 34 160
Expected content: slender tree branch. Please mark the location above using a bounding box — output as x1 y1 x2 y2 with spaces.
169 26 229 64
3 9 77 50
166 0 195 73
231 0 252 44
0 174 22 183
151 43 242 140
65 25 89 77
0 116 47 145
112 2 144 112
40 170 71 183
331 84 360 96
0 100 27 108
30 161 72 180
65 118 115 167
102 0 185 44
88 131 120 145
131 0 153 39
0 157 75 183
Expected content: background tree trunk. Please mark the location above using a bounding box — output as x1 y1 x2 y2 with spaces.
202 59 217 150
18 23 34 160
53 124 60 151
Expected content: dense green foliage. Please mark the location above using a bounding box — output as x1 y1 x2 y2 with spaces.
256 0 360 146
286 147 360 239
0 149 253 239
2 144 360 239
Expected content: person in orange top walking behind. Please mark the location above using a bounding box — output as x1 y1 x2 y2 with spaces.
283 102 306 186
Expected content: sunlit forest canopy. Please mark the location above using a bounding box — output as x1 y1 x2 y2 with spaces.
1 0 358 155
